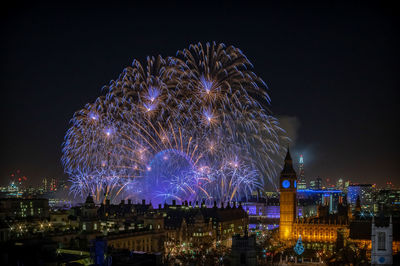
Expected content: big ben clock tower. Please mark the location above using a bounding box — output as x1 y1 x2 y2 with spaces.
279 148 297 241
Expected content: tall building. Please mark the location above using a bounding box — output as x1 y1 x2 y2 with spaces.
347 184 374 212
279 148 297 241
42 178 48 192
297 155 306 190
310 177 322 190
336 178 344 190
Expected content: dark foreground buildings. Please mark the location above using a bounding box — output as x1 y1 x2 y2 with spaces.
0 195 248 265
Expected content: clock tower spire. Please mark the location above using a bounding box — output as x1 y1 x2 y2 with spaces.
279 147 297 241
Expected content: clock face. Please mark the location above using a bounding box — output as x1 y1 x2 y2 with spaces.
282 180 290 188
379 257 385 263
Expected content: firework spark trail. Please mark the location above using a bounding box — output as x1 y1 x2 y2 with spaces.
62 42 289 204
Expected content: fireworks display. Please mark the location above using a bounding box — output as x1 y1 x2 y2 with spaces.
62 42 289 205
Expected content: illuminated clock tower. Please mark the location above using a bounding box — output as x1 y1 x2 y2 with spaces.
279 148 297 241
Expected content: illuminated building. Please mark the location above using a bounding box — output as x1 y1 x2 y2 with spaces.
80 195 99 232
276 151 353 248
242 196 279 231
297 189 345 216
41 177 58 192
292 201 350 245
347 184 374 212
336 178 344 190
373 188 400 214
297 155 307 190
279 148 297 241
0 182 23 198
42 178 48 192
310 177 322 190
385 181 395 189
0 198 49 219
161 200 248 248
107 212 165 253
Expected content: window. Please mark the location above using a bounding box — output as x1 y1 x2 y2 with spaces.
378 232 386 250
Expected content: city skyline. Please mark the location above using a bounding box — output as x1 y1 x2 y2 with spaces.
1 1 399 188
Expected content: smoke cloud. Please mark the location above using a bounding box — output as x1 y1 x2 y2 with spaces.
278 115 301 145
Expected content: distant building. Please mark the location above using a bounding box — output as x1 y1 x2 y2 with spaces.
242 196 279 231
0 198 49 219
373 189 400 214
347 184 374 212
336 178 344 190
297 155 307 190
310 178 322 190
161 200 248 248
41 177 58 192
297 189 345 215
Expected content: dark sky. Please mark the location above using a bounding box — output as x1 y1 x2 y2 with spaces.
1 1 399 188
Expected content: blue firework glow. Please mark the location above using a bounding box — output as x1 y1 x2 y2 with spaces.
62 42 289 204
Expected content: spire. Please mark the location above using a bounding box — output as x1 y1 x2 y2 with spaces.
282 147 295 174
285 147 292 161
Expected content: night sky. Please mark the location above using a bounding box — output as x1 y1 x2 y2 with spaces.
1 1 399 188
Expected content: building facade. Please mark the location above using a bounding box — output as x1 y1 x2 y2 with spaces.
297 155 307 190
371 216 393 265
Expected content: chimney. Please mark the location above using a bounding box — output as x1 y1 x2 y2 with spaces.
128 199 132 205
121 200 125 205
142 199 145 205
195 201 199 207
172 199 176 206
189 201 192 207
158 203 162 209
213 201 217 208
221 202 224 209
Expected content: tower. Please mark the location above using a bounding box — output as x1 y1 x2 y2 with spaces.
279 148 297 241
371 216 393 265
297 155 306 189
230 233 257 266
